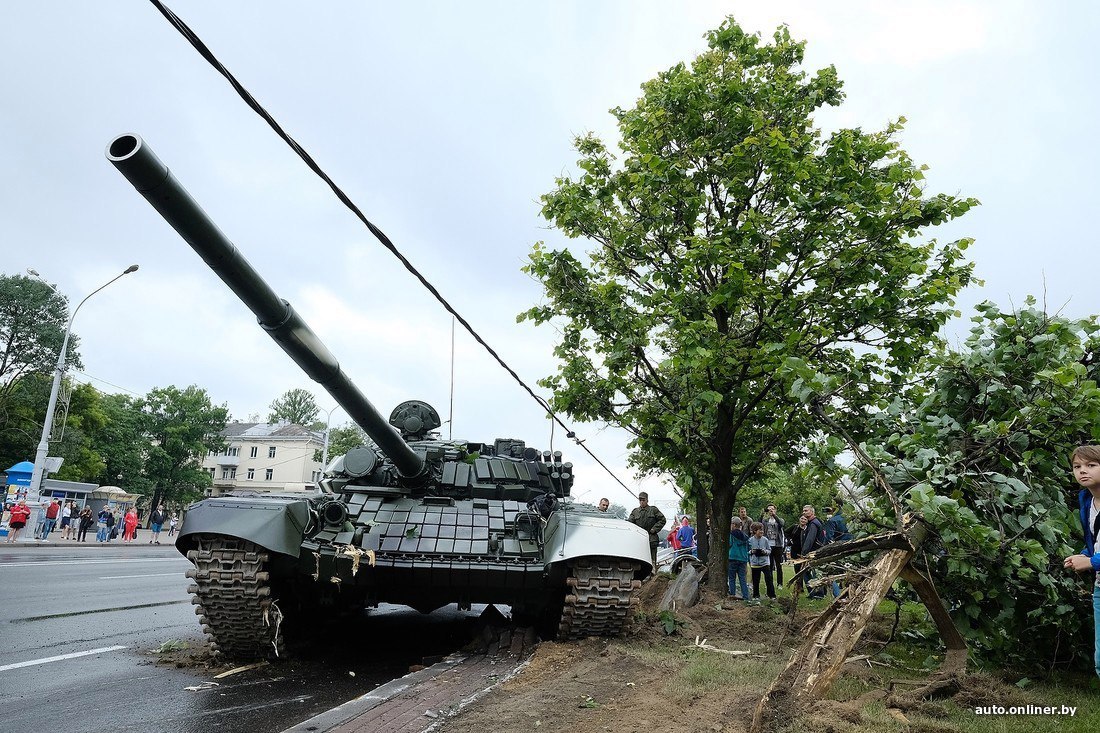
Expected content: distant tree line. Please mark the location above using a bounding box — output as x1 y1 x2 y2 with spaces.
1 273 227 504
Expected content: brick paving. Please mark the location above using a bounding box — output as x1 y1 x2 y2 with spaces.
283 628 534 733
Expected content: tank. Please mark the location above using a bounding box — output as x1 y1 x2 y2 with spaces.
106 133 653 660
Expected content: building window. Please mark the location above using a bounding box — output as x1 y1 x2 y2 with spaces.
247 468 255 480
221 468 236 480
265 468 273 481
228 446 239 457
207 467 216 478
268 446 277 458
250 446 258 458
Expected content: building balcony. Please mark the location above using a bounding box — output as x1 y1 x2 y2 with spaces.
215 456 240 467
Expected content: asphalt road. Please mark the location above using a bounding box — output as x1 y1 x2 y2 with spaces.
0 542 484 733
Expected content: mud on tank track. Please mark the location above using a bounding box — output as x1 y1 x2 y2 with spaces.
186 536 283 660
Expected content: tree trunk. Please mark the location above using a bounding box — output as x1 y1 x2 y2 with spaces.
706 488 734 585
695 495 710 563
706 398 736 582
889 565 968 705
751 518 929 733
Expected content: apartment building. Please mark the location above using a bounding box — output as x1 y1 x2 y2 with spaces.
201 421 324 497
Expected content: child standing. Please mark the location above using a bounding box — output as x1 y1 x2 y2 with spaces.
728 517 750 599
1064 445 1100 681
748 521 776 603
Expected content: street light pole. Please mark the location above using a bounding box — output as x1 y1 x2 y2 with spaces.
25 265 138 540
321 405 341 468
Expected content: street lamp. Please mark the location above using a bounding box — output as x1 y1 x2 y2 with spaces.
25 265 139 540
321 404 342 468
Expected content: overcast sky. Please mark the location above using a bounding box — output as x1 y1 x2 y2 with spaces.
2 2 1098 517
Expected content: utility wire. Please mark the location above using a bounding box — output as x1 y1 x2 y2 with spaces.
70 370 144 397
148 0 637 498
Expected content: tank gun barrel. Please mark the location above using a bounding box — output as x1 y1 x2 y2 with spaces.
106 133 425 480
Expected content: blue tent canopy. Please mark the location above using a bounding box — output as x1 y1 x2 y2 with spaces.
5 462 34 487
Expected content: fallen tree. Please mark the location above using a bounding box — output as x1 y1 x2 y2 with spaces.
750 403 969 733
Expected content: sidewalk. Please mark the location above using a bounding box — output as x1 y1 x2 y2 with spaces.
282 627 534 733
1 535 182 549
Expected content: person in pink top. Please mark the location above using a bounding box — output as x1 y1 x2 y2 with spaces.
122 507 139 543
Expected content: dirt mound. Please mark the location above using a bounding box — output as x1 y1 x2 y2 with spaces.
438 575 800 733
437 575 1037 733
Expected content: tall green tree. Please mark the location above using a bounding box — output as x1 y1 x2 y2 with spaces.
137 385 228 503
849 301 1100 671
734 463 842 525
0 373 50 469
0 375 110 482
313 423 368 464
89 392 155 494
51 382 108 482
0 274 80 390
269 388 319 426
0 274 81 445
521 18 976 579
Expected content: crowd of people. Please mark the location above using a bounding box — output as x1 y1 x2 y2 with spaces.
598 491 853 604
726 502 850 604
1 499 177 544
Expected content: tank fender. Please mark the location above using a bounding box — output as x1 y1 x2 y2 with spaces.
541 510 653 575
176 496 311 558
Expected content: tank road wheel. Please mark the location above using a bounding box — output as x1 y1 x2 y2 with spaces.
185 535 284 660
556 557 644 640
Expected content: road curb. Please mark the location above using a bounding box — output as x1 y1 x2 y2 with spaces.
280 649 529 733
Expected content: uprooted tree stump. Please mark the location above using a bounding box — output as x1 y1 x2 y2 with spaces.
749 514 968 733
659 561 707 612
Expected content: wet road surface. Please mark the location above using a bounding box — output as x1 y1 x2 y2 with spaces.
0 543 486 732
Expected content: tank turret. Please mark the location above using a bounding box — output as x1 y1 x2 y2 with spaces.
106 133 651 660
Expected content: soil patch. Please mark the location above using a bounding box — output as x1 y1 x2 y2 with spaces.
438 577 801 733
433 576 1050 733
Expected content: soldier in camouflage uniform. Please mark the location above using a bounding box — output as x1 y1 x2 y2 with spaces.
628 491 666 572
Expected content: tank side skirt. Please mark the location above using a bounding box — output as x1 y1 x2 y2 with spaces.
176 498 310 559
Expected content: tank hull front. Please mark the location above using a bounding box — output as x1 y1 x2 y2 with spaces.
288 496 651 613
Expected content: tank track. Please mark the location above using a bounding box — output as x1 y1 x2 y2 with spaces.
556 557 643 640
185 536 283 660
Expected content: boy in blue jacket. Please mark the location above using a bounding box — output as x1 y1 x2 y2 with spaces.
1064 445 1100 680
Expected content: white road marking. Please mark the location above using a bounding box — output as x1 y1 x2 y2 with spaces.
98 572 182 579
0 558 185 568
0 645 128 672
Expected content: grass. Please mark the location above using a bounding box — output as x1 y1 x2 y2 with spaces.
670 650 784 699
152 639 189 654
618 634 783 703
938 695 1097 732
822 635 1100 733
838 686 1099 733
643 565 1099 732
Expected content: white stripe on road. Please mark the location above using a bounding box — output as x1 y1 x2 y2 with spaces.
98 572 182 579
0 558 184 568
0 646 128 672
